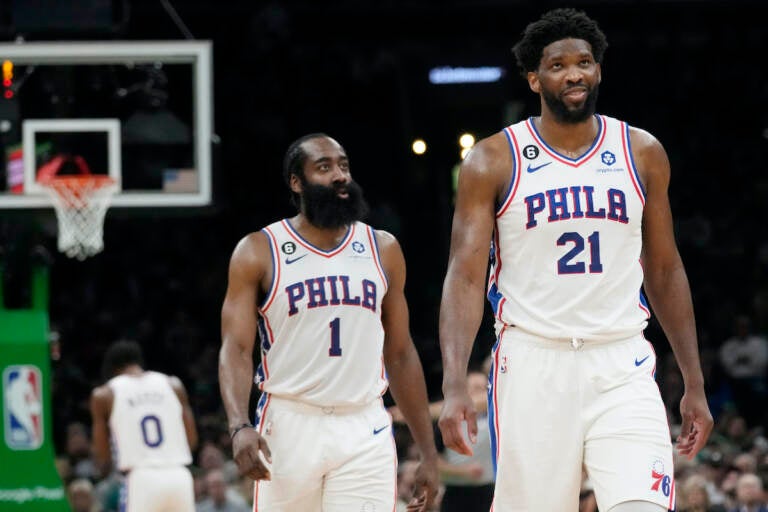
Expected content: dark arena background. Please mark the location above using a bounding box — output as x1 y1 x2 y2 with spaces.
1 0 767 510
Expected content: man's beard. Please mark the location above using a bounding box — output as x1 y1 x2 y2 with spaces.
300 178 370 229
542 84 599 124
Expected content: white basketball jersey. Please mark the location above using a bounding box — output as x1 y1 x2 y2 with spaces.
489 115 650 340
108 371 192 471
257 219 389 406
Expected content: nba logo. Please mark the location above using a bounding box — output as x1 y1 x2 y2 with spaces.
3 365 44 450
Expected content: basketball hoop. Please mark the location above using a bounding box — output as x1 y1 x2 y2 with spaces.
38 174 118 261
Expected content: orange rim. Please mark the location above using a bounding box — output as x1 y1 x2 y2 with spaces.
38 176 117 207
38 175 115 188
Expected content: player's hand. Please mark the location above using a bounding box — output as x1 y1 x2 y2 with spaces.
232 428 272 480
408 457 440 512
676 385 713 460
437 389 477 456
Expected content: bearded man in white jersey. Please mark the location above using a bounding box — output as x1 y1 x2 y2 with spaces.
219 133 439 511
90 339 198 512
437 8 713 512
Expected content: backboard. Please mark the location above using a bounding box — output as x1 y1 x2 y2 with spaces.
0 40 212 208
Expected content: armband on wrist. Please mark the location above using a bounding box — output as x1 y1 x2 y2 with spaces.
230 422 254 439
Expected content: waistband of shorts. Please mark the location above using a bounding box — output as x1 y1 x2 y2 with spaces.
500 326 644 350
120 465 191 476
267 395 382 416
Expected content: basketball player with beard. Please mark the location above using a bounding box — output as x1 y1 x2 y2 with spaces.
437 8 713 512
219 133 439 511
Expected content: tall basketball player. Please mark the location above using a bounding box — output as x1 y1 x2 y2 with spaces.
219 133 439 511
437 8 713 512
90 339 198 512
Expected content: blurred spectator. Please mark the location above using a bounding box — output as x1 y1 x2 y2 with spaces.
55 455 72 484
66 422 98 480
234 475 254 508
713 415 757 458
721 467 742 510
718 315 768 427
67 478 102 512
198 440 226 471
195 468 249 512
728 472 768 512
193 467 208 505
733 453 759 475
197 440 238 480
93 470 121 512
678 474 727 512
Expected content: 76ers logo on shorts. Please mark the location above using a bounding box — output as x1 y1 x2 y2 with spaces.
3 365 44 450
650 460 671 497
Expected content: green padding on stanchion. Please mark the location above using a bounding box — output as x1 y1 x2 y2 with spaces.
0 310 48 343
0 270 70 511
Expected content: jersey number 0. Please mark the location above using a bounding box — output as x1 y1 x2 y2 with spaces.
141 414 164 447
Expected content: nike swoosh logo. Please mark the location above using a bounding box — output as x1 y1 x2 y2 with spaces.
285 254 307 264
373 425 389 435
526 162 552 173
634 355 650 367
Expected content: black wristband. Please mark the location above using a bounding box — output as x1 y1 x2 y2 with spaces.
230 422 254 439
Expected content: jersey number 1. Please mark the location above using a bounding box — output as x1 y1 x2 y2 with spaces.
329 317 342 356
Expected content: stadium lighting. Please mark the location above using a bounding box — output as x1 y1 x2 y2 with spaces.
429 66 504 85
411 139 427 155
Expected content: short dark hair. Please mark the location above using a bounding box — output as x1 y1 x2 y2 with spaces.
282 133 330 209
101 339 144 380
512 8 608 75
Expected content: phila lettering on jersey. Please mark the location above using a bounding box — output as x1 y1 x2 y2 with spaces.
488 115 650 340
256 219 389 407
108 371 192 471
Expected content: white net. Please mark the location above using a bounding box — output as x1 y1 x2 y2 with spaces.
39 176 118 260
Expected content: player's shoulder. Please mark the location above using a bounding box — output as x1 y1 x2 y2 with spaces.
91 382 110 397
90 382 113 403
624 124 668 173
618 121 670 186
368 226 399 249
164 374 188 395
367 227 404 267
230 227 273 264
455 129 513 197
465 129 513 168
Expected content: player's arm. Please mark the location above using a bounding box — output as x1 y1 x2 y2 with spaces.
169 375 199 452
438 135 506 456
219 232 272 480
632 127 713 458
89 384 113 478
377 230 439 511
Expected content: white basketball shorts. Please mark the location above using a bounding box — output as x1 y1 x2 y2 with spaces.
254 395 397 512
488 328 675 511
122 465 195 512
